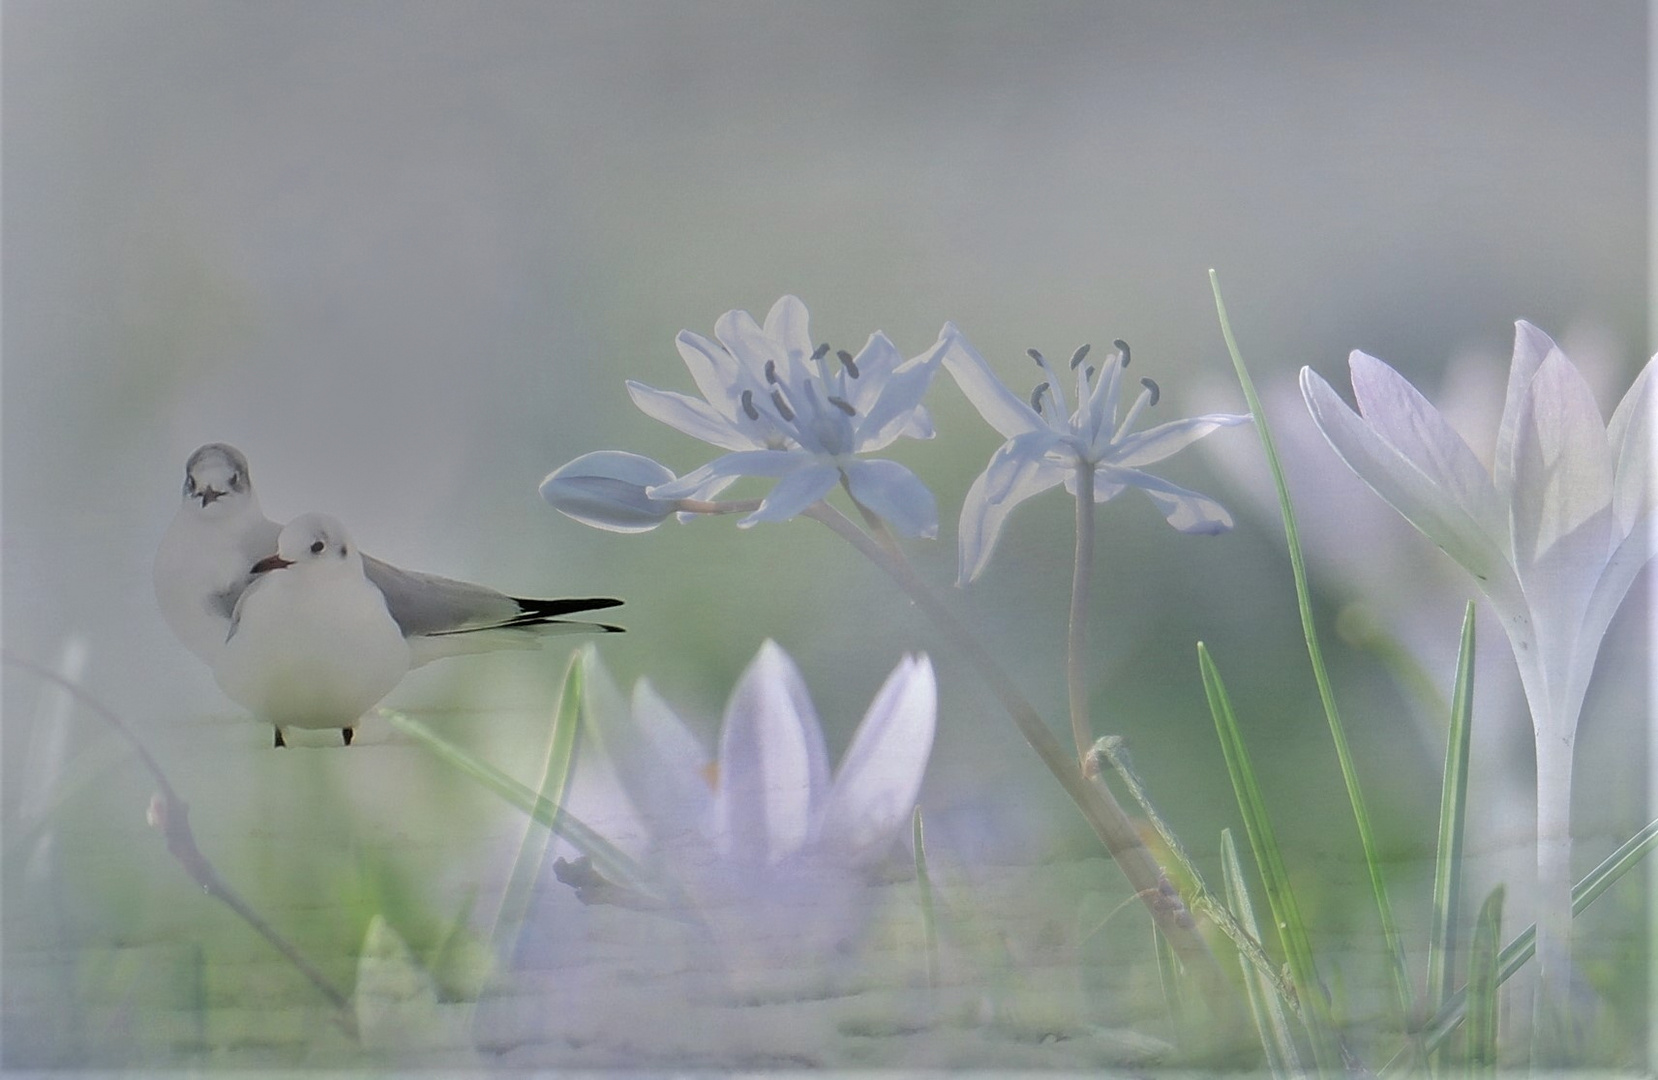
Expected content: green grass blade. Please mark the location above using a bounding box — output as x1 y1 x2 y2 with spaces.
1199 642 1342 1071
1221 827 1301 1077
381 705 665 904
487 649 585 958
1428 603 1477 1019
1211 270 1415 1035
1410 818 1658 1058
911 806 940 991
1463 885 1504 1074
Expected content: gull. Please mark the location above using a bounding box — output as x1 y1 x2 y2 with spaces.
154 445 624 740
214 513 410 747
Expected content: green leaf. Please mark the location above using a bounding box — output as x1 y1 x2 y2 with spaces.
381 695 665 906
487 648 586 959
1199 642 1341 1071
1428 604 1477 1025
1221 828 1301 1077
1210 270 1415 1034
912 805 940 991
1464 886 1504 1074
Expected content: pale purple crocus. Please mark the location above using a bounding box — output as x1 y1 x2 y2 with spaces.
943 335 1251 584
1301 321 1656 1021
578 642 936 966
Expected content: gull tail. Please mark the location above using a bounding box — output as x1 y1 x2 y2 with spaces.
409 595 624 665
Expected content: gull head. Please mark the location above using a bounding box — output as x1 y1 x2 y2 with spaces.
182 443 254 514
255 512 360 574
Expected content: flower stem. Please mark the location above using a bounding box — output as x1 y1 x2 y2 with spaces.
800 502 1231 997
1531 726 1576 1063
1067 464 1096 764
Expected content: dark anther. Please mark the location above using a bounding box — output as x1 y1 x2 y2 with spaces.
812 342 831 361
1085 366 1096 382
1113 339 1131 367
1140 377 1160 406
764 359 780 384
828 395 856 416
836 349 859 378
1069 343 1091 369
770 388 795 422
741 389 761 421
1026 348 1046 366
1030 383 1048 413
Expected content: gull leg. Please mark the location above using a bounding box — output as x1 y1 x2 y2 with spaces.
342 727 354 747
273 727 287 748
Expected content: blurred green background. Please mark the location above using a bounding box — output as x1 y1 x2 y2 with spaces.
3 0 1649 1067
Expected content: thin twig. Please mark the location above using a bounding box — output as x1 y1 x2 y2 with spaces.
5 652 358 1034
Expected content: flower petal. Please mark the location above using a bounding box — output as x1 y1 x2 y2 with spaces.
714 306 775 373
957 431 1069 584
626 381 756 452
674 329 747 414
1099 466 1235 533
1509 351 1616 569
1302 364 1517 597
941 330 1045 440
580 653 714 843
1110 412 1251 468
814 655 937 866
540 450 679 533
855 333 950 452
713 641 832 865
740 462 841 527
762 295 814 365
1494 320 1564 498
1348 350 1505 539
841 458 939 539
648 449 808 500
1607 354 1656 533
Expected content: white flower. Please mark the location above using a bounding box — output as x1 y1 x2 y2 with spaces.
1301 320 1656 1008
943 335 1251 583
632 296 958 537
585 640 937 875
1300 322 1655 758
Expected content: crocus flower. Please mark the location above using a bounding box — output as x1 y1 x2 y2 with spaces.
540 450 680 533
573 642 935 972
630 296 959 538
1301 321 1655 1013
943 335 1251 583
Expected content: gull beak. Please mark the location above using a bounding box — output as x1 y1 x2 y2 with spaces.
197 487 225 507
251 554 294 574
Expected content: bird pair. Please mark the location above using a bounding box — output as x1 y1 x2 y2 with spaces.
154 444 622 747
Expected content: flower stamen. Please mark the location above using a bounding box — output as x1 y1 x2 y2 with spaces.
1070 343 1092 370
836 349 859 378
1140 377 1160 406
770 388 796 422
741 389 761 421
1114 339 1131 368
828 395 857 416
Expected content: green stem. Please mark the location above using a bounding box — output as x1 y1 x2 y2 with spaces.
799 502 1226 991
1067 464 1097 764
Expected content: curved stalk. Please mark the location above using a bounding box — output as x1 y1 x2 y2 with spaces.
1067 464 1097 764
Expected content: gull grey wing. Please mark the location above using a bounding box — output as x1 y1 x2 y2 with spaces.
360 554 623 638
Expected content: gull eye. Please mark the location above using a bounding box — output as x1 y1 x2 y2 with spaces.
228 472 241 489
310 540 326 555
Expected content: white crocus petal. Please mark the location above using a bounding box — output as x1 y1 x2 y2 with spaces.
1494 320 1566 498
713 641 833 865
1508 352 1617 569
1106 467 1236 534
714 306 776 372
842 332 905 415
1607 355 1657 530
540 450 679 533
957 431 1069 584
626 381 757 451
1348 351 1507 539
854 332 952 451
1300 365 1519 601
940 334 1045 440
740 464 842 527
841 458 939 539
814 655 937 866
1112 413 1252 468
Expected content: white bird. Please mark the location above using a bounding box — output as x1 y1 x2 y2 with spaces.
215 513 410 747
154 444 624 743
